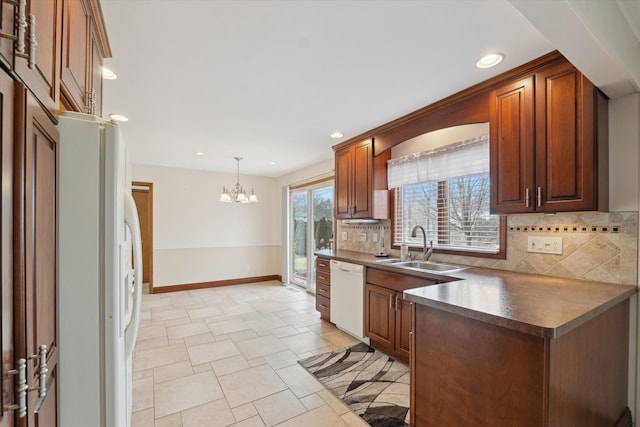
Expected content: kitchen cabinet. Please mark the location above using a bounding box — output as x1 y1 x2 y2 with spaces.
334 139 390 220
315 256 331 321
61 0 110 116
14 0 63 121
365 268 438 364
490 59 608 214
410 300 630 426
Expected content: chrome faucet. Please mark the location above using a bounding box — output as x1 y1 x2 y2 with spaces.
411 225 433 261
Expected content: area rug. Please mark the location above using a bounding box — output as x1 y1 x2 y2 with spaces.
298 342 409 427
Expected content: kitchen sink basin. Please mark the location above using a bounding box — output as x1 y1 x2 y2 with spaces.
394 261 467 273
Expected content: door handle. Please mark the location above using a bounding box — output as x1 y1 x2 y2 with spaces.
5 344 48 418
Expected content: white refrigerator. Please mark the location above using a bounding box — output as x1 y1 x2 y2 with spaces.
57 111 143 427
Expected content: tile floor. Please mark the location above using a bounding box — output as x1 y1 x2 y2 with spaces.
131 281 369 427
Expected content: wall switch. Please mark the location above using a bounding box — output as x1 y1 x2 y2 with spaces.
359 232 367 242
342 231 348 241
527 236 562 255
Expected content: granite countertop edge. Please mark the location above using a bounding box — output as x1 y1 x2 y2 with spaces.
315 249 637 339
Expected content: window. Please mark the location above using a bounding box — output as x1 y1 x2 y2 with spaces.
388 135 504 256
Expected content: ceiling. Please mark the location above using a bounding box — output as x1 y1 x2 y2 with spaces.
99 0 637 178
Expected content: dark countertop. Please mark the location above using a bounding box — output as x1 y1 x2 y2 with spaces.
315 249 637 339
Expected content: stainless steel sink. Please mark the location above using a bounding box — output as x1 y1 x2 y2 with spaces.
394 261 467 273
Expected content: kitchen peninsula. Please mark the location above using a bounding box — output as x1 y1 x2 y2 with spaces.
315 249 636 427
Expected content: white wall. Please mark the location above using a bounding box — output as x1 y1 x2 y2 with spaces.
132 163 281 287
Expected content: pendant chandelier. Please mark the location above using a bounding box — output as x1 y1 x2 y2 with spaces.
219 157 258 203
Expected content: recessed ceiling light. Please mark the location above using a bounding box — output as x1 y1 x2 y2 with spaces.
269 161 276 165
330 131 344 139
102 67 117 80
109 114 129 122
475 53 505 69
195 152 204 156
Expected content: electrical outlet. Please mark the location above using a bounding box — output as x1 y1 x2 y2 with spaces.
342 231 348 241
359 232 367 242
527 236 562 255
372 233 378 242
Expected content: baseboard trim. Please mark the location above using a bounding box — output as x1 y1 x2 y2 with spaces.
152 275 282 294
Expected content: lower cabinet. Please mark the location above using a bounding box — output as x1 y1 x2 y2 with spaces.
365 268 438 364
410 300 631 426
315 257 331 321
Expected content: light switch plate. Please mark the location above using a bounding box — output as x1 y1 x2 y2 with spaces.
342 231 348 241
359 232 367 242
527 236 562 255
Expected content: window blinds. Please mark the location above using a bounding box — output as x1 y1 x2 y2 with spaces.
387 136 489 188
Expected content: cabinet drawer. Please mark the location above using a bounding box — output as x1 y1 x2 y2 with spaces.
367 268 439 293
316 270 331 285
316 257 331 272
316 295 330 320
316 282 330 298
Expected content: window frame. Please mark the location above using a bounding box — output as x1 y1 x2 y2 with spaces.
390 186 507 260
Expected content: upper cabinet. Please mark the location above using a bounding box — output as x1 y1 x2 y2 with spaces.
334 139 390 220
61 0 111 116
490 60 608 214
14 0 63 121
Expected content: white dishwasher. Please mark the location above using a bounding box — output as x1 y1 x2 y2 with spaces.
330 260 366 340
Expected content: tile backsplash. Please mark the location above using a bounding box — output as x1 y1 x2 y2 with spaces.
336 211 638 286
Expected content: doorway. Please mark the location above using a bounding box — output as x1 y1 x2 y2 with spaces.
132 181 154 293
288 179 333 292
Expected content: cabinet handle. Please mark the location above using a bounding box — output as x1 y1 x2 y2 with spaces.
6 358 27 418
394 295 398 311
319 304 328 309
537 187 543 207
318 275 327 281
389 294 393 310
318 288 327 293
525 188 530 208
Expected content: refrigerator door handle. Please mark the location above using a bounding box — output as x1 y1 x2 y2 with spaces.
123 191 143 359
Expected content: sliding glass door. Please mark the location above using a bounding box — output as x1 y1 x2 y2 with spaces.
289 182 333 291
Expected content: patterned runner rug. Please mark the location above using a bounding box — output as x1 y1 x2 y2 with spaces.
298 342 409 427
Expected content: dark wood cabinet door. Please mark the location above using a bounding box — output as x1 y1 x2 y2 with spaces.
395 296 411 361
365 284 394 354
15 87 59 427
60 0 90 113
351 140 372 218
334 145 351 218
489 76 534 214
14 0 62 121
0 67 15 427
535 62 596 212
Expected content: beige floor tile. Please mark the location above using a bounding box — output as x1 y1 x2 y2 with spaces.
246 316 286 332
211 355 251 376
269 326 299 338
187 340 240 365
218 365 287 408
253 390 307 427
181 398 235 427
235 335 288 360
280 332 329 355
133 368 153 381
193 362 213 373
322 330 359 349
167 321 211 340
135 336 170 352
137 324 167 341
208 318 250 336
226 329 260 343
274 405 349 427
232 403 258 422
154 371 224 418
155 413 183 427
230 416 266 427
222 303 257 317
131 408 154 427
299 393 326 411
276 364 324 398
154 360 194 384
135 343 190 371
132 376 154 412
187 306 223 319
248 356 268 367
152 308 188 322
183 332 216 348
263 350 299 370
165 316 192 328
